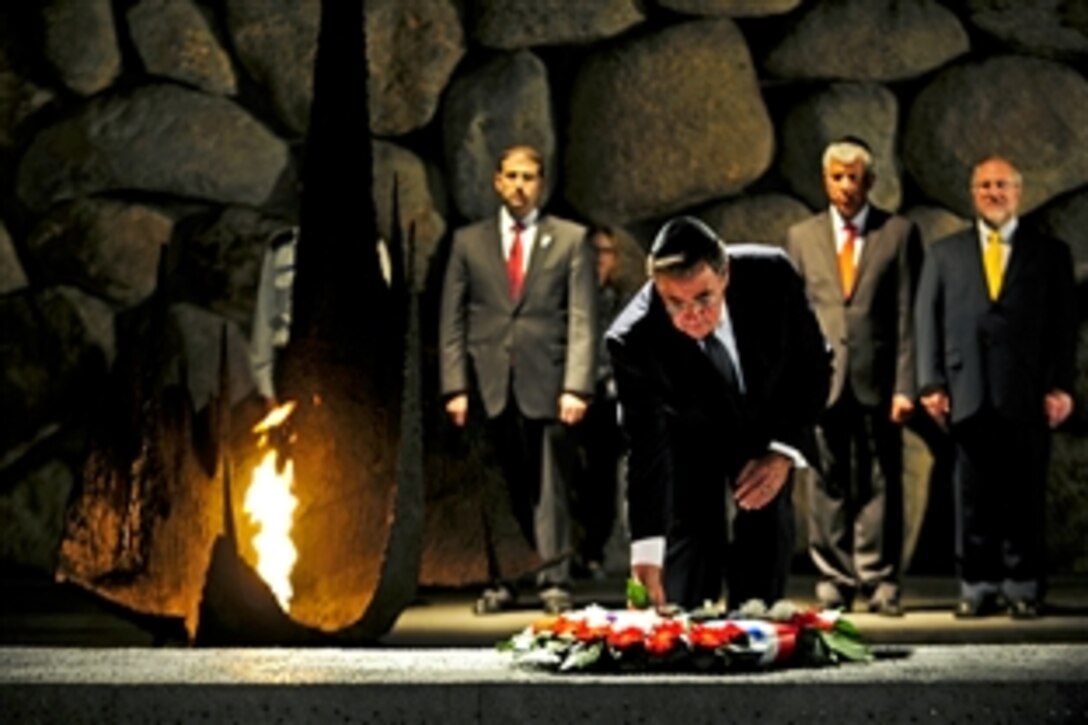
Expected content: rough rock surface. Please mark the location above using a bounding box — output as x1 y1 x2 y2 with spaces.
565 18 773 224
904 56 1088 218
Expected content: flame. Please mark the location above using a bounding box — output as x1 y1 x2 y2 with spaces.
244 402 299 612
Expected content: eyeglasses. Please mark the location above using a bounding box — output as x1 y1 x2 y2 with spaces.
662 290 720 318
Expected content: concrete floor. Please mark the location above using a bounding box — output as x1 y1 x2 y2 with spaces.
3 572 1086 723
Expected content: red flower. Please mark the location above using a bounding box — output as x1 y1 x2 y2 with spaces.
688 622 743 649
645 621 684 655
607 626 645 650
791 609 834 631
550 617 580 636
573 620 611 643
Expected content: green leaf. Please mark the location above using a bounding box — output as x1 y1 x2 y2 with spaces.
627 578 651 609
818 629 873 663
560 642 604 671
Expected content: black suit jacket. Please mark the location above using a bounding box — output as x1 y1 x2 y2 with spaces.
915 222 1076 425
607 245 831 541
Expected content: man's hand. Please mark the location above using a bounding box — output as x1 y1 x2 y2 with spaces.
558 393 587 425
1045 390 1074 429
920 390 950 425
734 452 792 511
631 563 666 609
890 393 915 424
445 394 468 427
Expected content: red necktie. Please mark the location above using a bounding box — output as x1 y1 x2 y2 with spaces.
508 222 524 300
839 221 857 300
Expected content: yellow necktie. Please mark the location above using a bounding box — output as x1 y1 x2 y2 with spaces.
984 230 1003 300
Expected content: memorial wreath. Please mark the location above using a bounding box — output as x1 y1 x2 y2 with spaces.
501 580 872 673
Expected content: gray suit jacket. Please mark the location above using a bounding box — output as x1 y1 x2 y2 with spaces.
787 207 922 408
439 213 597 420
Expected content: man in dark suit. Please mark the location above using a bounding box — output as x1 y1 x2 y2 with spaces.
439 144 597 614
607 216 830 610
916 155 1076 619
786 138 923 616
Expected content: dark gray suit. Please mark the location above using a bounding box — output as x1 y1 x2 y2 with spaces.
787 207 922 605
915 221 1075 604
440 213 597 585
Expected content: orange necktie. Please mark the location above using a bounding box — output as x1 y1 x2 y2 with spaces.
839 221 858 300
508 222 524 300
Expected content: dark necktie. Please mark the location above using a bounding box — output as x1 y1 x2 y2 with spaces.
703 334 739 394
508 222 525 300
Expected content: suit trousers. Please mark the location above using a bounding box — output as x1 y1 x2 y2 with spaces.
571 391 622 564
487 401 575 588
665 476 795 610
952 409 1049 604
809 387 903 603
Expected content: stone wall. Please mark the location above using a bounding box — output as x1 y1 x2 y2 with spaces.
1 0 1086 578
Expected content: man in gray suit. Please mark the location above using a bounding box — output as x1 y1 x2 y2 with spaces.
440 144 597 614
787 138 922 616
916 155 1075 619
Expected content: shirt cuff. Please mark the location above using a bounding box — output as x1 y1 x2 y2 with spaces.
631 537 665 567
769 441 808 469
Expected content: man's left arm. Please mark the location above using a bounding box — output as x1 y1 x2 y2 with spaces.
892 222 924 422
559 228 599 424
1044 237 1077 428
736 257 831 508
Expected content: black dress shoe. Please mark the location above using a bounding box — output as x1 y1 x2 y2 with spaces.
869 598 904 617
539 586 573 615
954 599 984 618
473 582 516 615
1009 600 1040 620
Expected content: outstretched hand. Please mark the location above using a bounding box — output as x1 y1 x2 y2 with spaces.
631 563 666 610
734 452 792 511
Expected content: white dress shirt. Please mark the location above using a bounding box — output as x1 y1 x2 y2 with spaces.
499 206 539 275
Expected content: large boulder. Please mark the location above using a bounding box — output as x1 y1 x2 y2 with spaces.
0 220 29 294
964 0 1088 61
372 140 447 289
903 56 1088 218
565 18 773 224
171 207 292 334
225 0 318 136
657 0 802 17
127 0 238 96
1033 187 1088 282
763 0 969 81
41 0 121 95
699 193 812 248
777 83 902 212
366 0 466 136
16 84 289 212
26 199 172 308
0 287 112 452
471 0 644 48
0 44 55 151
0 459 75 573
442 51 555 222
226 0 465 137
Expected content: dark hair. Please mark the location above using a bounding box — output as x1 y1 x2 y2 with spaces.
647 216 728 277
497 144 545 177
